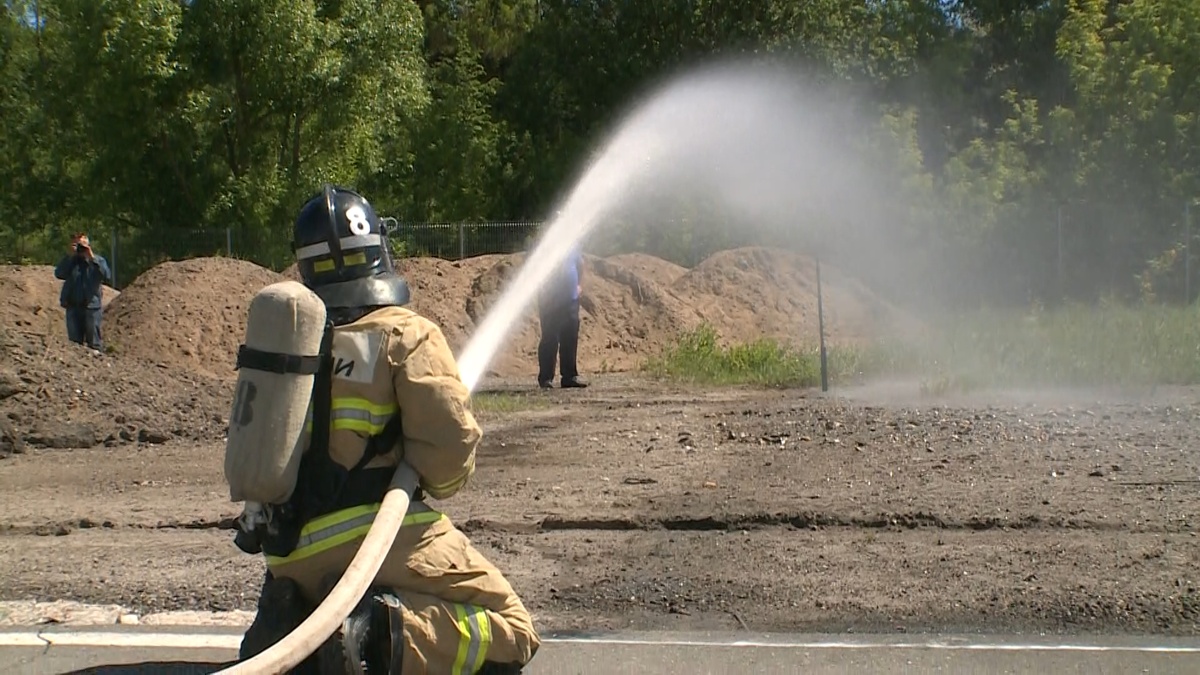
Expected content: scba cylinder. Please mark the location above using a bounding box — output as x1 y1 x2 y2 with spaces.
224 280 327 505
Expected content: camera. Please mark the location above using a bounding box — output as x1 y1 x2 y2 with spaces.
75 243 86 254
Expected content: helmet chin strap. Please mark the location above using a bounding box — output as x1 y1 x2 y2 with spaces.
322 184 345 273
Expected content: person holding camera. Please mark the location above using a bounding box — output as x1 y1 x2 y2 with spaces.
54 233 112 351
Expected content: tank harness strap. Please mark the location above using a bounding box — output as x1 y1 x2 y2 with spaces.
330 407 423 511
294 324 415 525
295 320 338 522
235 345 323 375
254 322 419 559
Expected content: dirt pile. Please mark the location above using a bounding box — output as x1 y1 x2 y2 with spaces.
436 254 701 377
0 265 231 454
0 327 232 453
0 265 119 342
669 248 919 347
1 246 917 451
396 246 913 378
105 258 284 378
603 253 689 286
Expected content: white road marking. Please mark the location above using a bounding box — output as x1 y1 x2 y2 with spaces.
547 637 1200 653
0 631 1199 653
0 634 47 648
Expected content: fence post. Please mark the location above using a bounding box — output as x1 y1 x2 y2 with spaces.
111 230 118 289
1056 205 1063 300
1186 201 1191 304
226 227 234 257
458 224 466 260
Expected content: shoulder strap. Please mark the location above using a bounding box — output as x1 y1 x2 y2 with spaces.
291 321 339 523
351 412 404 473
294 322 409 522
309 320 336 456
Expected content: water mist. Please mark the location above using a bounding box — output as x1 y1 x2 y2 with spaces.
456 60 906 392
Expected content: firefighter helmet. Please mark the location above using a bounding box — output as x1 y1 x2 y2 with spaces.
291 185 410 310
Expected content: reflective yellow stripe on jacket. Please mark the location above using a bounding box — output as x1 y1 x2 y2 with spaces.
265 502 443 567
453 603 493 675
305 397 399 436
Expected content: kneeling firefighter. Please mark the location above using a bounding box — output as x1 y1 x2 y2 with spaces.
230 185 540 673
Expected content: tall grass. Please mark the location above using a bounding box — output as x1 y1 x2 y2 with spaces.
898 303 1200 387
643 324 861 387
646 304 1200 389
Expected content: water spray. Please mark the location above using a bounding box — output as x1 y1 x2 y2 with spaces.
456 61 889 392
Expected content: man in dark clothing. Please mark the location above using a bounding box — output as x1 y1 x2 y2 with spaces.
54 233 111 351
537 247 588 389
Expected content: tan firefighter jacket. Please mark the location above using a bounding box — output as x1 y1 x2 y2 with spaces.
308 305 480 501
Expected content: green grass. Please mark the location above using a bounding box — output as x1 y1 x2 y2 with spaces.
643 324 866 388
468 390 550 415
893 302 1200 388
646 303 1200 390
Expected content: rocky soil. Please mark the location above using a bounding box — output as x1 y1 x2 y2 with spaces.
1 376 1197 636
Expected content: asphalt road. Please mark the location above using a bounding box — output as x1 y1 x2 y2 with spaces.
2 628 1199 674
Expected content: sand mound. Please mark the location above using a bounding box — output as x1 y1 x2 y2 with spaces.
0 265 120 342
604 253 688 286
0 327 232 452
383 248 914 378
669 247 913 347
106 258 283 378
388 253 700 378
461 254 700 376
397 255 497 349
1 246 919 451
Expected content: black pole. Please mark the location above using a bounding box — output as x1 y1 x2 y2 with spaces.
816 256 829 392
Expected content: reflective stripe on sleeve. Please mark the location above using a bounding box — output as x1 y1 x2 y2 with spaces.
452 603 493 675
422 469 471 498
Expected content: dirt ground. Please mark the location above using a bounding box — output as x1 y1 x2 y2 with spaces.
1 375 1197 637
1 249 1197 638
1 247 909 453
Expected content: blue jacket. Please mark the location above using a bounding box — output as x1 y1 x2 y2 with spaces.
564 248 582 301
55 254 111 309
539 248 583 309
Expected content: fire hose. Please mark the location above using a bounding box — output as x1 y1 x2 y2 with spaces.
213 461 420 674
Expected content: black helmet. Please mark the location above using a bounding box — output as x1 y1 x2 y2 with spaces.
292 184 410 310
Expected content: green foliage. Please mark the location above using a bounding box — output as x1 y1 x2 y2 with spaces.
1 0 1199 307
897 303 1200 387
645 324 837 388
648 304 1200 390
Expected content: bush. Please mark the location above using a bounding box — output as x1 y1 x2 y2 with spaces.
645 324 834 387
645 303 1200 390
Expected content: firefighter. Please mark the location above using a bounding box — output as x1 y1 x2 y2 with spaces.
236 185 539 674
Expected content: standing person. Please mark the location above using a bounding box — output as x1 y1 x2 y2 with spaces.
234 185 539 674
537 247 588 389
54 233 111 352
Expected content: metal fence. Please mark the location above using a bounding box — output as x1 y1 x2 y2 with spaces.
391 221 544 261
65 222 544 290
10 201 1200 305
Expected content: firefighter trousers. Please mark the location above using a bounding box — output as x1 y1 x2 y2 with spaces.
264 501 539 673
